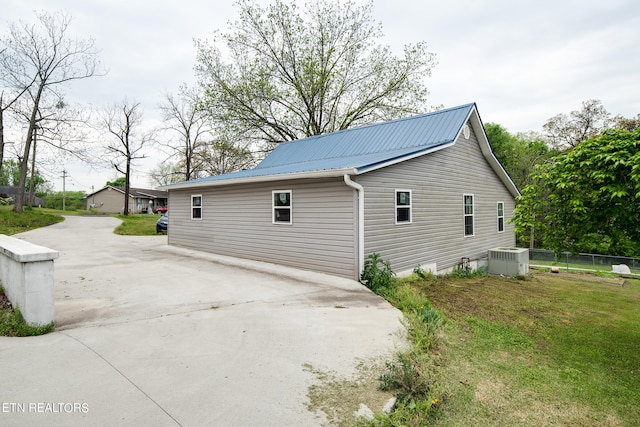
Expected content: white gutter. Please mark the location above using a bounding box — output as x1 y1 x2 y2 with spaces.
162 168 357 191
343 174 364 279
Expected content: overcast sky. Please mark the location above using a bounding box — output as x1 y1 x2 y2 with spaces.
3 0 639 193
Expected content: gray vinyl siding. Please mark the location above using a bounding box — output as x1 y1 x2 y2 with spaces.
359 121 516 274
87 188 127 214
168 177 358 279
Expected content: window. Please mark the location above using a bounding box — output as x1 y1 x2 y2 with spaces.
463 194 474 236
273 190 292 224
191 195 202 220
395 190 412 224
497 201 505 232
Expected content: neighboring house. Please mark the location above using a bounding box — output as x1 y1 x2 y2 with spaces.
0 186 44 207
164 103 520 280
86 186 168 214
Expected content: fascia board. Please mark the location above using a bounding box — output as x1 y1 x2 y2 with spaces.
467 106 521 198
163 168 357 191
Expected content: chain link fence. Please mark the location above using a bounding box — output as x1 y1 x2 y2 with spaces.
529 249 640 274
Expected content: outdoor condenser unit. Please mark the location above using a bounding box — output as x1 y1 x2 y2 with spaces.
488 247 529 276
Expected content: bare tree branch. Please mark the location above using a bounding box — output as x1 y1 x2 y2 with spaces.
0 10 104 212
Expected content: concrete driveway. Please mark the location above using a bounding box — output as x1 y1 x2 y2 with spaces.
0 216 404 426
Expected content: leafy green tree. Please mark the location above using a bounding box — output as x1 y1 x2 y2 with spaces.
43 190 86 210
485 123 555 191
513 128 640 256
195 0 437 146
106 177 127 187
0 159 47 193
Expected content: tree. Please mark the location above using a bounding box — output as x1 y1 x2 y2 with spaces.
198 135 255 176
195 0 436 146
158 89 210 181
0 158 46 193
102 100 151 215
148 161 183 187
542 99 611 149
0 82 35 173
613 113 640 132
513 128 640 257
0 11 102 213
106 177 127 187
485 123 556 190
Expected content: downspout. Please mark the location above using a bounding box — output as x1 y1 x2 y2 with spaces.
344 174 364 280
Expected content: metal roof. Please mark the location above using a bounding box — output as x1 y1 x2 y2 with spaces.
178 103 475 186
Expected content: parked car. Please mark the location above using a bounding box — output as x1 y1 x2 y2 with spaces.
154 207 168 214
156 212 168 233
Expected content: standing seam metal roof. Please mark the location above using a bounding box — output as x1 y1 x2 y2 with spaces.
180 103 475 185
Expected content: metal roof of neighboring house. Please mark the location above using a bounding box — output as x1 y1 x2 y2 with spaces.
176 103 475 185
164 103 520 197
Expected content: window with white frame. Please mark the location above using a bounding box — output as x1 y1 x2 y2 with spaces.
191 195 202 219
395 190 412 224
497 201 505 232
463 194 474 236
273 190 292 224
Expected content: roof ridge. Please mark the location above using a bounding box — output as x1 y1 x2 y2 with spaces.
275 103 476 147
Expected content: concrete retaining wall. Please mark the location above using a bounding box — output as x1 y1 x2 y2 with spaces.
0 235 59 326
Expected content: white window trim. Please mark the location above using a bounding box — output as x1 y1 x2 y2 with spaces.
272 190 292 225
191 194 202 220
497 201 505 233
463 194 474 237
395 189 412 225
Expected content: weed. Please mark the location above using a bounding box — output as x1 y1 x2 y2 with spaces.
361 253 396 296
0 287 54 336
379 353 431 403
449 264 488 278
413 265 433 280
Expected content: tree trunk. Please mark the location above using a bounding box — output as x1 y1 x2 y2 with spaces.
28 129 37 207
14 82 44 213
0 109 5 172
123 158 131 215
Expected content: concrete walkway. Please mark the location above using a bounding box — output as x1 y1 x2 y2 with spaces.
0 216 404 426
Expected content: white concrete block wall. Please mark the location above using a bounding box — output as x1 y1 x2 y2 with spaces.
0 235 58 326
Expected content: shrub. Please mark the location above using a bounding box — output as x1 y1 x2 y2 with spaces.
360 253 396 296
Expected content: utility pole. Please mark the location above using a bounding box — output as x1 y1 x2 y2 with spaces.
61 170 67 211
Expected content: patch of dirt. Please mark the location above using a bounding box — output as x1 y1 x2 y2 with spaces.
305 358 395 426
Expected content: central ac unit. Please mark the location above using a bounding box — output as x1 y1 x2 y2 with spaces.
488 247 529 276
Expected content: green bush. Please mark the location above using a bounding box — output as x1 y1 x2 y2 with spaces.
360 253 396 295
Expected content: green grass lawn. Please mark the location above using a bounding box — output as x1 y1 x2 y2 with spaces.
0 205 65 235
408 271 640 426
114 213 162 235
531 259 640 275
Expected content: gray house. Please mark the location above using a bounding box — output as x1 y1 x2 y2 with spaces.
86 186 168 214
164 103 520 280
